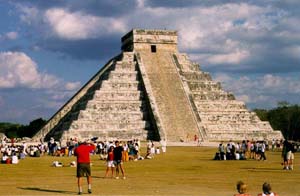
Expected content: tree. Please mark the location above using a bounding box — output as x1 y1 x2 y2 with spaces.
0 118 46 138
255 103 300 141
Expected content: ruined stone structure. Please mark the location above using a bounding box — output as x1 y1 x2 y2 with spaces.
32 29 283 143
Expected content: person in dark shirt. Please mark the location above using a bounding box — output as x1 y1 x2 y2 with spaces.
113 140 126 179
74 141 95 195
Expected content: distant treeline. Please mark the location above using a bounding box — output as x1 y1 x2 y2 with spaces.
0 102 299 141
254 102 300 141
0 118 46 139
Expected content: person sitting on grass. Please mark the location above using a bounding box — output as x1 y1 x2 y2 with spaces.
234 181 251 196
257 182 279 196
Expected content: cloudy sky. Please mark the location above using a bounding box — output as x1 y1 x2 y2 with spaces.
0 0 299 124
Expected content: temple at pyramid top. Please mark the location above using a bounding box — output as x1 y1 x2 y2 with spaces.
32 29 283 143
121 29 178 52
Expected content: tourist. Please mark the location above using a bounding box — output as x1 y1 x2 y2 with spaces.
11 152 19 164
282 140 291 170
1 152 9 164
122 141 129 162
74 140 96 195
160 139 167 153
257 182 279 196
113 140 126 179
259 142 267 161
234 181 251 196
271 139 275 151
104 145 115 178
286 141 295 170
145 141 153 159
218 142 225 160
150 141 155 157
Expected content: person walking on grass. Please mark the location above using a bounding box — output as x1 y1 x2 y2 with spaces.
113 140 126 179
74 140 96 195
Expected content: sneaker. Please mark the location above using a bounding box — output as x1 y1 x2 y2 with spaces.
78 192 82 195
123 176 126 180
88 189 92 194
115 176 119 179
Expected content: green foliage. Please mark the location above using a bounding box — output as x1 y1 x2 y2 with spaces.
255 103 300 141
0 118 46 138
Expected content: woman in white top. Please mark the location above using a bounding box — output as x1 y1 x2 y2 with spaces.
11 153 19 164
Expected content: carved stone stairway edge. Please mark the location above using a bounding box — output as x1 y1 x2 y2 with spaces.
135 52 165 141
31 54 122 142
171 53 207 141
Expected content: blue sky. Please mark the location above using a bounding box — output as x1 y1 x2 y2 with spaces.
0 0 300 124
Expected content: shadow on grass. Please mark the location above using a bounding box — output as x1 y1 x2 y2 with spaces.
242 167 285 172
18 187 75 194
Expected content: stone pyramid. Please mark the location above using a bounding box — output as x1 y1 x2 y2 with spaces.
32 29 283 143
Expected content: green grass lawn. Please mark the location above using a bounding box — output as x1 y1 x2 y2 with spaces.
0 146 299 195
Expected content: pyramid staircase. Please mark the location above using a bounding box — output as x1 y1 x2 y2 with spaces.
33 52 159 142
33 29 283 143
173 53 283 141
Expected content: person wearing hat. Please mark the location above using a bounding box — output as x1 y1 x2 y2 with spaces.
74 140 96 195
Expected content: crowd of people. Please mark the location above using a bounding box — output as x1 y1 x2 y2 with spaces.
214 140 270 161
0 136 166 166
214 139 298 168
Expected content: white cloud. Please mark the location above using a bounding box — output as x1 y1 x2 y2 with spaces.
0 51 58 88
44 8 127 40
206 49 250 64
18 5 40 25
0 51 81 91
213 73 300 108
5 32 18 40
65 81 81 91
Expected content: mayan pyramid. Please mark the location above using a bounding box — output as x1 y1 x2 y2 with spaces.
32 29 283 143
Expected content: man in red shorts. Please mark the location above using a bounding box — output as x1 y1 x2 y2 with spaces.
74 140 95 195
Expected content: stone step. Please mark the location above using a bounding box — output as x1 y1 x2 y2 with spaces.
181 72 212 81
93 90 142 100
192 92 235 100
63 129 148 141
204 123 272 131
196 102 246 111
108 71 138 81
76 100 143 112
188 81 221 91
101 81 140 90
67 120 149 130
198 111 256 116
70 111 145 121
113 62 136 71
200 114 258 123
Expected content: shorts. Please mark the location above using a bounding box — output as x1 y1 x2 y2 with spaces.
114 160 123 165
77 163 91 177
107 160 115 167
287 151 294 160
